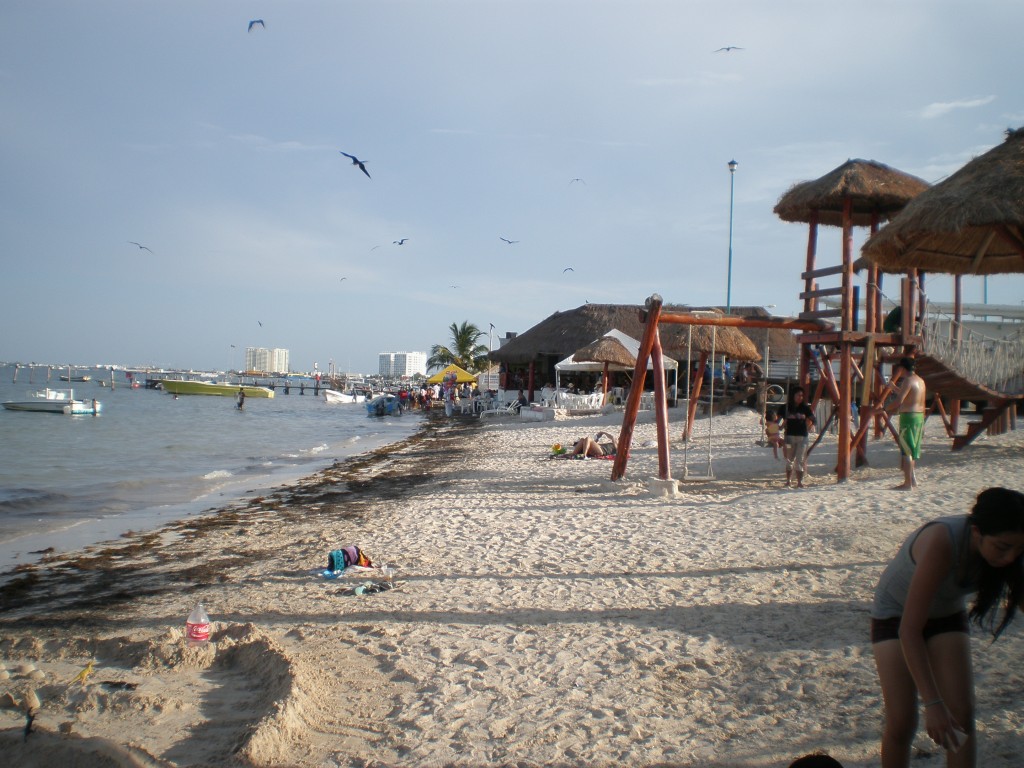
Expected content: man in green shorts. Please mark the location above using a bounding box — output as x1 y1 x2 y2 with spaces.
888 357 926 490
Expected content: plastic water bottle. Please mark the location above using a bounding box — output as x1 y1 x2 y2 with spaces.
185 602 210 646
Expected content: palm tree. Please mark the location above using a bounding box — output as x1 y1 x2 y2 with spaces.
428 321 489 373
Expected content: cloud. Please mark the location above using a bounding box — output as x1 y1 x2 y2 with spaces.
920 96 995 119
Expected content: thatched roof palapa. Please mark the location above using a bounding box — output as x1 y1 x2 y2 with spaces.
773 159 930 227
862 127 1024 275
491 303 766 368
572 335 637 367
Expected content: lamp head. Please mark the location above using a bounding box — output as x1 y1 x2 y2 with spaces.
728 159 738 173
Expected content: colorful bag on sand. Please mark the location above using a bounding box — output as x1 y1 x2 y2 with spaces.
327 546 373 572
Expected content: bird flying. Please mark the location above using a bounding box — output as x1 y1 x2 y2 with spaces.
499 237 519 244
569 178 586 185
394 238 408 245
339 151 371 179
713 46 744 52
340 277 347 281
128 241 152 252
248 19 265 32
563 267 574 273
258 320 263 327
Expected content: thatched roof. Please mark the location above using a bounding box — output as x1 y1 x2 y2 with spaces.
861 128 1024 275
685 305 800 360
657 310 760 361
572 335 636 367
774 159 930 227
491 303 766 366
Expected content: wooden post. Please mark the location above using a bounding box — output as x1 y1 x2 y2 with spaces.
800 211 819 389
651 330 671 480
528 361 535 401
837 197 853 481
951 275 962 435
612 296 662 481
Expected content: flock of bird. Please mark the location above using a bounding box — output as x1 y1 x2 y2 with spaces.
126 18 744 323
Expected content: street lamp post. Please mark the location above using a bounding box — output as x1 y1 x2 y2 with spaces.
726 159 738 314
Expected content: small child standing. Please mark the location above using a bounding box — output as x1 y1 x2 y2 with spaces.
765 409 784 459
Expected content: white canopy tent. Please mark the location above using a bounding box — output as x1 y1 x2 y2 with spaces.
554 328 678 403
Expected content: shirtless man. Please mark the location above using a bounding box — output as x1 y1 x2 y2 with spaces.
888 357 926 490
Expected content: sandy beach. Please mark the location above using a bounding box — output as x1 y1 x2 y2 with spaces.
2 405 1023 767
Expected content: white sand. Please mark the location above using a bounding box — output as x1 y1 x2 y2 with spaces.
2 406 1023 767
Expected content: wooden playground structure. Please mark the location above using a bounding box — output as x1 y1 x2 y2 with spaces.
612 134 1024 484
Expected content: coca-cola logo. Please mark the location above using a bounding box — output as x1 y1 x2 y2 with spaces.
186 623 210 639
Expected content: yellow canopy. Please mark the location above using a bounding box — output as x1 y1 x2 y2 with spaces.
426 364 476 384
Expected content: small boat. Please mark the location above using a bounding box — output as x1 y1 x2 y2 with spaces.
324 389 368 404
2 388 102 415
366 394 403 417
158 380 275 398
59 374 92 382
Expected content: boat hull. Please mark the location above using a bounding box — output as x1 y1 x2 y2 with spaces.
2 388 102 414
159 380 275 398
324 389 366 404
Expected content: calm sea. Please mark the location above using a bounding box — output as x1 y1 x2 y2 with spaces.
0 365 421 573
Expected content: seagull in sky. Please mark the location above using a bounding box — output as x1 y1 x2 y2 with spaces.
713 46 744 52
128 241 152 252
339 151 371 179
569 178 586 185
450 285 460 289
370 245 382 251
499 237 519 244
248 19 265 32
340 277 347 282
258 320 263 327
394 238 408 245
563 267 574 273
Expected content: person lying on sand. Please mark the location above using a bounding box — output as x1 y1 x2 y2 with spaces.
573 431 617 458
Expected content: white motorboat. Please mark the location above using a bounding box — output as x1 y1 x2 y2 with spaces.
324 388 368 404
2 388 102 415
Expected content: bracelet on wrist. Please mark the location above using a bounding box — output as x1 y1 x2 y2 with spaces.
922 698 944 708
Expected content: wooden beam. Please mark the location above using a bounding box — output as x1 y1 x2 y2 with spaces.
657 312 826 332
651 330 671 480
612 296 662 480
801 263 847 280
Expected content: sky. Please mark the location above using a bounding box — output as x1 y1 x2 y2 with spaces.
2 1 1022 374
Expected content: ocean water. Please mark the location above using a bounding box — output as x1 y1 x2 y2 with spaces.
0 366 421 572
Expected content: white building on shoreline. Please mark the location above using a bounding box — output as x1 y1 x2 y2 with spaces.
245 347 289 374
379 351 427 378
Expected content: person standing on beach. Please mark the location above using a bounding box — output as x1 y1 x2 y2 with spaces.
780 386 815 487
888 356 926 490
871 487 1024 767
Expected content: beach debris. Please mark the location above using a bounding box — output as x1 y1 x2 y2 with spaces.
186 602 211 647
24 707 36 742
339 580 398 597
70 660 95 687
100 680 139 691
24 688 41 713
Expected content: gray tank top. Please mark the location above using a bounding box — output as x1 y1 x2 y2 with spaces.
871 515 977 619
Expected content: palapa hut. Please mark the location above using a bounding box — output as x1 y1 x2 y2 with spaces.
862 127 1024 275
490 303 763 397
562 328 679 406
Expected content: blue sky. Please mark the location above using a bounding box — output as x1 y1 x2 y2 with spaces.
2 1 1021 373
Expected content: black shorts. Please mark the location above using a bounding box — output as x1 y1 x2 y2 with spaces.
870 611 969 644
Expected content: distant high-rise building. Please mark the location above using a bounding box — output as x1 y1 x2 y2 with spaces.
245 347 289 374
379 351 427 378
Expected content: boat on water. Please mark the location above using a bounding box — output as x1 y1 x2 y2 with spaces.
2 388 102 415
59 374 92 382
366 393 403 416
324 388 369 404
158 380 275 398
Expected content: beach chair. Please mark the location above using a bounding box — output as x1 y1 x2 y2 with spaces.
479 400 519 418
